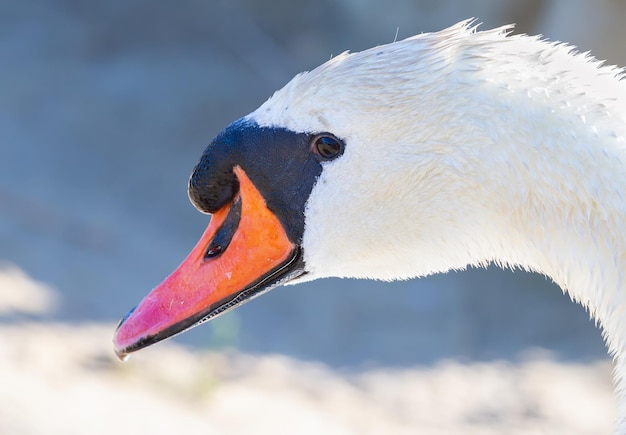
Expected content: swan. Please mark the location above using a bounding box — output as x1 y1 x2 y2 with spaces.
113 20 626 426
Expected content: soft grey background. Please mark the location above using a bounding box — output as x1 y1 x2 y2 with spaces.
2 0 625 371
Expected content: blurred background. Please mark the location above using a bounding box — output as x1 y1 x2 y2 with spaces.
1 0 625 433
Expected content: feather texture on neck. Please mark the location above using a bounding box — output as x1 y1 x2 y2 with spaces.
250 20 626 426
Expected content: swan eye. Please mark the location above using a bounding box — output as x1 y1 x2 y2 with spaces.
312 134 344 160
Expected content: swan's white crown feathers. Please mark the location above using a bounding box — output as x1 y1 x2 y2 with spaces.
248 21 626 426
251 20 625 135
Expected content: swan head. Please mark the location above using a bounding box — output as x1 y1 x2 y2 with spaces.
113 21 626 357
113 22 496 357
110 21 510 356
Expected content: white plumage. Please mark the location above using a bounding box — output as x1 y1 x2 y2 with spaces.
249 21 626 428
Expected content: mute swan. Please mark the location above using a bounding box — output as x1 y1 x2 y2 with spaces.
113 21 626 427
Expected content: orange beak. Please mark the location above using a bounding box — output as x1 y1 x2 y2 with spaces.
113 166 302 359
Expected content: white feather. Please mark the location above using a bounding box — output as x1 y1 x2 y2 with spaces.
249 21 626 429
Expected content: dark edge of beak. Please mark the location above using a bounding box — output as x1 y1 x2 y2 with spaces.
114 247 305 359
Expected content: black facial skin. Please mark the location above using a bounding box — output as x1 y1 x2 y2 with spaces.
189 119 343 245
